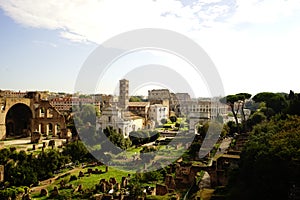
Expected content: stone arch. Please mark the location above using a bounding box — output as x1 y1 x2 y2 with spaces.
55 123 61 136
190 165 216 188
5 103 33 137
48 123 53 135
187 110 210 133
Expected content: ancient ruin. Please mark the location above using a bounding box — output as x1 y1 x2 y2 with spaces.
0 91 66 140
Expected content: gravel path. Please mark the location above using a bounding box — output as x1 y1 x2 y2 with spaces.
30 167 82 194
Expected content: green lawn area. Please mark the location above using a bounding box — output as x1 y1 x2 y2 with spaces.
154 117 188 132
31 165 130 199
124 146 143 155
67 166 129 188
30 128 191 199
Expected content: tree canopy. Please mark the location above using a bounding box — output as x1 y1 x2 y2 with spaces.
129 96 144 102
253 92 287 117
220 93 251 132
228 115 300 199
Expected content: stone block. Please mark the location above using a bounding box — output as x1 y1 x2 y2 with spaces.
40 188 48 197
156 184 168 196
31 131 41 143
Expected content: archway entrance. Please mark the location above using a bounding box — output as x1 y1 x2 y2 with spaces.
5 103 33 137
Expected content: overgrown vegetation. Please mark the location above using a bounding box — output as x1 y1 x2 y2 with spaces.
2 91 300 199
218 90 300 199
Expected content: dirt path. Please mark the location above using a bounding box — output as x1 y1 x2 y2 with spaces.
199 137 233 188
215 137 232 157
30 167 82 193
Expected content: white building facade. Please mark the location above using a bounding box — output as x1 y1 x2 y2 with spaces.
148 104 169 126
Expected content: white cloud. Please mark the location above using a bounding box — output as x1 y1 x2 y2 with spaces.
231 0 300 25
0 0 231 43
59 31 89 44
1 0 299 47
33 40 58 48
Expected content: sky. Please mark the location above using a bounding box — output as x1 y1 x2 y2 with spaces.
0 0 300 97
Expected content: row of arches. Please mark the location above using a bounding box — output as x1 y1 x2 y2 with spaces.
35 123 61 136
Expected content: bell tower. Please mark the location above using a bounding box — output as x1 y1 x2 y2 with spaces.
119 79 129 109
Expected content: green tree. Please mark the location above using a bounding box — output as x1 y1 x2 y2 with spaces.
236 93 252 122
197 122 209 139
229 115 300 199
169 115 177 123
0 148 11 164
128 173 145 199
161 118 167 124
286 90 300 116
129 96 143 102
220 93 251 133
63 140 89 162
104 127 132 150
80 104 97 125
248 111 266 128
253 92 287 117
226 121 238 135
142 170 163 182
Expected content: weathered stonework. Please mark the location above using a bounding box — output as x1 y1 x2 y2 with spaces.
0 91 66 140
0 165 4 182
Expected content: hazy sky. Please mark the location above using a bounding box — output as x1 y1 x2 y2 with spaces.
0 0 300 97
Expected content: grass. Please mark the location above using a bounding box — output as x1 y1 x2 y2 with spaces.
28 128 194 199
125 146 143 155
67 166 126 188
153 118 189 132
31 165 130 199
156 145 185 158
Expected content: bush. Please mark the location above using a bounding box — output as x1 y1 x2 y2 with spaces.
161 118 167 124
169 116 177 123
163 124 172 129
0 186 28 200
129 131 159 145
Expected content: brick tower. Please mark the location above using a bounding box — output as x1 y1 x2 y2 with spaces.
119 79 129 109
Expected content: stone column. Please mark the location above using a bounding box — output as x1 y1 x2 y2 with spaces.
53 124 57 136
0 165 4 182
38 124 42 133
0 124 6 140
45 124 49 135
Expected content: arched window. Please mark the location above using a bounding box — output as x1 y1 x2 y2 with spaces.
47 108 53 118
39 107 45 118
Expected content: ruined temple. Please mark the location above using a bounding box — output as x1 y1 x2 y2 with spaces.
0 90 66 140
